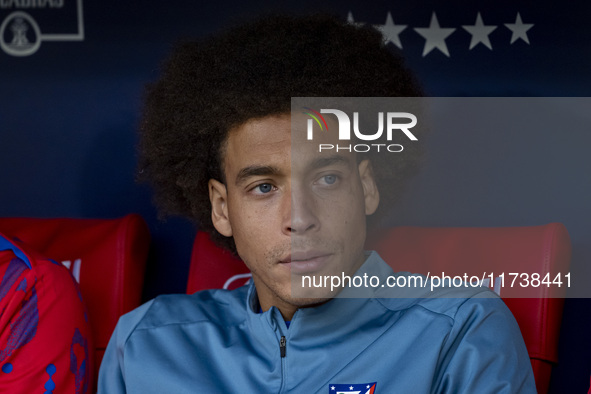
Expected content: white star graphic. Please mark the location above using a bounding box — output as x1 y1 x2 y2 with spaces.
349 386 354 390
414 12 456 57
331 386 335 390
347 11 364 27
374 12 407 49
462 12 497 50
505 12 534 44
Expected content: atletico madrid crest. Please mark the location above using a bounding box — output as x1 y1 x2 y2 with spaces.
329 382 376 394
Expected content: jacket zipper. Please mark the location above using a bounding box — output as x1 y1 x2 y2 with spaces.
280 336 286 357
279 335 286 393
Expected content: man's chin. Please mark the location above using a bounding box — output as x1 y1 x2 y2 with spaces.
289 278 345 300
285 296 333 309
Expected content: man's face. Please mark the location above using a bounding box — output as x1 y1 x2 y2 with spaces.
209 114 379 315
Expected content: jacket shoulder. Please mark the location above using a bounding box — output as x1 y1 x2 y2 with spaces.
125 286 249 333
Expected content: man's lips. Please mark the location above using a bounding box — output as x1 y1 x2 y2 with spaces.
280 251 333 274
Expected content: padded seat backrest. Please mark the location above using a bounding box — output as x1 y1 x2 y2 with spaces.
0 214 150 386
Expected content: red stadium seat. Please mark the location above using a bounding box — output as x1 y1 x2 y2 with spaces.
187 223 571 394
187 231 252 293
0 214 150 389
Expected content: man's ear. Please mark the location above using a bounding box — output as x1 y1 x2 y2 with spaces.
358 159 380 215
209 179 233 237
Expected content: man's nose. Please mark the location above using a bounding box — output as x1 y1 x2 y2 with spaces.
283 186 319 235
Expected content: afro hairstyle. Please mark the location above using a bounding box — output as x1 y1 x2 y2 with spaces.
138 13 424 254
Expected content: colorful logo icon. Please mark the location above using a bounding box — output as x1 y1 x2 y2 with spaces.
302 107 328 131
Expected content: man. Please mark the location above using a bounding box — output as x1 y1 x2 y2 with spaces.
98 14 535 393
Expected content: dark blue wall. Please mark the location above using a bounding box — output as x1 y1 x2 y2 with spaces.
1 1 589 391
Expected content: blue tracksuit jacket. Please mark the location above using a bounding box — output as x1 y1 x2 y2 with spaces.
98 252 535 393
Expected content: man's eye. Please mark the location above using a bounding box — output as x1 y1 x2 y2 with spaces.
321 175 337 185
254 183 273 194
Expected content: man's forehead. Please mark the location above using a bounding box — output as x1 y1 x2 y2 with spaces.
223 114 356 180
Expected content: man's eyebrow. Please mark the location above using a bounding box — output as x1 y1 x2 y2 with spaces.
235 165 282 185
308 155 350 170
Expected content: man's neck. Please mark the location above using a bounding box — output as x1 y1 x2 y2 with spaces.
257 294 298 321
258 295 332 321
